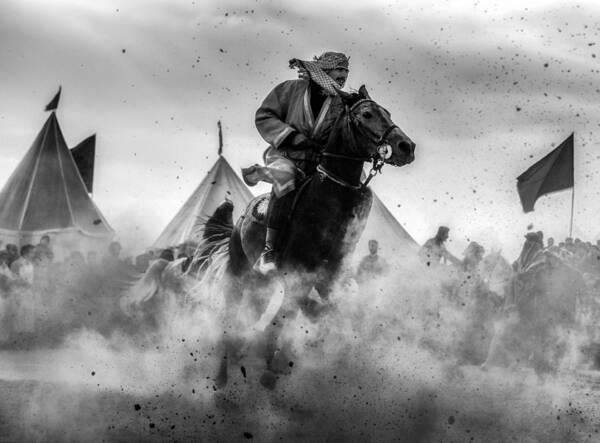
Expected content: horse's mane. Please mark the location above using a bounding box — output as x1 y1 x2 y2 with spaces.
342 91 364 109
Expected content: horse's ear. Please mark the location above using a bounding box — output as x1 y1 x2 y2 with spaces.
358 85 371 100
336 88 355 105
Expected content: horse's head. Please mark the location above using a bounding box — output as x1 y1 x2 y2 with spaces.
338 85 415 167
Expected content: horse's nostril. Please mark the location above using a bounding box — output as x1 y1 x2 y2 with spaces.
398 141 412 156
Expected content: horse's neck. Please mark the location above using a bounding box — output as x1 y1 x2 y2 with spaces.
321 116 364 186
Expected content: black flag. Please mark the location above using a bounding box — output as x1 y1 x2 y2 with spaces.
517 133 574 213
44 86 62 112
70 134 96 193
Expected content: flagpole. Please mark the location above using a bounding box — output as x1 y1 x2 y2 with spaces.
569 185 574 238
569 132 575 238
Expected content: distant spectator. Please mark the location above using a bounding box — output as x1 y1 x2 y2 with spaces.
462 241 485 272
419 226 460 267
34 235 54 263
512 232 545 274
5 244 19 267
357 239 388 283
102 241 123 268
10 244 36 285
0 251 14 294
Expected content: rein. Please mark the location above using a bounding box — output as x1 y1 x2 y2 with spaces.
317 155 385 190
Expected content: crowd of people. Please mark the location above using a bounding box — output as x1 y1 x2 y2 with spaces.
0 236 193 346
350 224 600 377
1 223 599 378
413 226 599 376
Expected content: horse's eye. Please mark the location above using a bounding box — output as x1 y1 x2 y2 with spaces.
363 111 373 119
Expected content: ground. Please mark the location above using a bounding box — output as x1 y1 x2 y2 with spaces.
0 340 599 442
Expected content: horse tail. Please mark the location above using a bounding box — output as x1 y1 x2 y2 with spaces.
188 201 235 278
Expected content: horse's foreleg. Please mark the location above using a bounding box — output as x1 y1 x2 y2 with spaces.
259 274 312 389
215 272 245 389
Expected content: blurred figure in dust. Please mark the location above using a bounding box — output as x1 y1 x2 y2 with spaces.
5 244 19 268
33 235 55 293
96 241 140 335
120 248 186 332
483 232 584 378
35 235 54 263
9 245 39 334
419 226 460 267
356 239 388 283
10 245 35 286
103 241 123 270
461 241 485 273
0 251 14 297
0 251 16 342
455 242 503 365
135 249 154 273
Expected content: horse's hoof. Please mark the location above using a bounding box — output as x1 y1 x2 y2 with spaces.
259 370 278 390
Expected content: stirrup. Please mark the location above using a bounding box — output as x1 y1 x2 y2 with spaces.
253 247 277 275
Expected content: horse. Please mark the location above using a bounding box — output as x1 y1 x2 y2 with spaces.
206 85 415 389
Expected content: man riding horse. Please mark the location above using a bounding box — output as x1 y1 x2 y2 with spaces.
210 52 414 389
243 51 351 274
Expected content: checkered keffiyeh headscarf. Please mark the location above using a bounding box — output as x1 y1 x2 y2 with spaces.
289 52 350 96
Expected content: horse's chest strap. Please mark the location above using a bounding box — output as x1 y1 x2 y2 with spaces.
316 165 362 190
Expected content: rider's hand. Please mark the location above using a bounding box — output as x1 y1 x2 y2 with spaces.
287 133 321 151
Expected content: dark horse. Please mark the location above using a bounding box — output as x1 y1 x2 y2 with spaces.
209 85 415 389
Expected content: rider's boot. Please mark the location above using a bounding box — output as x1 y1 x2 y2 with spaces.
254 227 279 275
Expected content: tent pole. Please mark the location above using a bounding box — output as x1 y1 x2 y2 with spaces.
218 121 223 156
569 132 575 238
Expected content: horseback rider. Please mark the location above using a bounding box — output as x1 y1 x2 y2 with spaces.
243 51 350 274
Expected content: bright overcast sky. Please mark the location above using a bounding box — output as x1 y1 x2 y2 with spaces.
1 0 599 258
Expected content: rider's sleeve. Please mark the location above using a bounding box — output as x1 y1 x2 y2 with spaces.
255 80 298 150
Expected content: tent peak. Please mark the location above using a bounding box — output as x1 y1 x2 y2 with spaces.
217 120 224 156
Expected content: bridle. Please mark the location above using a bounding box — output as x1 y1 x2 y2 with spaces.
317 98 397 189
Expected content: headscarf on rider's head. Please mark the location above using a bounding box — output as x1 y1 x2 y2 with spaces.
514 231 545 273
289 51 350 96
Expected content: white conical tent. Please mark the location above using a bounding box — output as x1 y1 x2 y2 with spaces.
354 191 419 263
154 155 254 249
0 112 113 256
